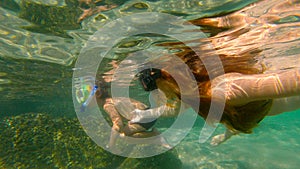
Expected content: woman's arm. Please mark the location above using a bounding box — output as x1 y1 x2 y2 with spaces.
130 89 186 123
212 69 300 106
268 96 300 116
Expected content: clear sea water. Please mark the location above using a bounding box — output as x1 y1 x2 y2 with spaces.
1 0 300 168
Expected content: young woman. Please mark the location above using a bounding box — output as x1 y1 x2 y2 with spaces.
129 0 300 145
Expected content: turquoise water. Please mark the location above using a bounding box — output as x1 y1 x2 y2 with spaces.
1 0 300 168
177 111 300 168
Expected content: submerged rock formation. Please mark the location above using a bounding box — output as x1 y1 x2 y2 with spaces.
0 113 182 169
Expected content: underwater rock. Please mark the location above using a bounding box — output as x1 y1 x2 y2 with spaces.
0 113 181 169
119 152 182 169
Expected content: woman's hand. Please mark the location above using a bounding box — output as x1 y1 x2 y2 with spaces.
129 106 166 124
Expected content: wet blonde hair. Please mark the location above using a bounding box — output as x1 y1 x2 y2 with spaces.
156 42 271 133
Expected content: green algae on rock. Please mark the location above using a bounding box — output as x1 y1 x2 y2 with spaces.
0 113 181 169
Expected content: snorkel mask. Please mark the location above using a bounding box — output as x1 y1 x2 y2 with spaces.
138 68 161 91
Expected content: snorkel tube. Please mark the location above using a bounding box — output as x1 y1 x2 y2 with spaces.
80 85 98 112
74 76 98 113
